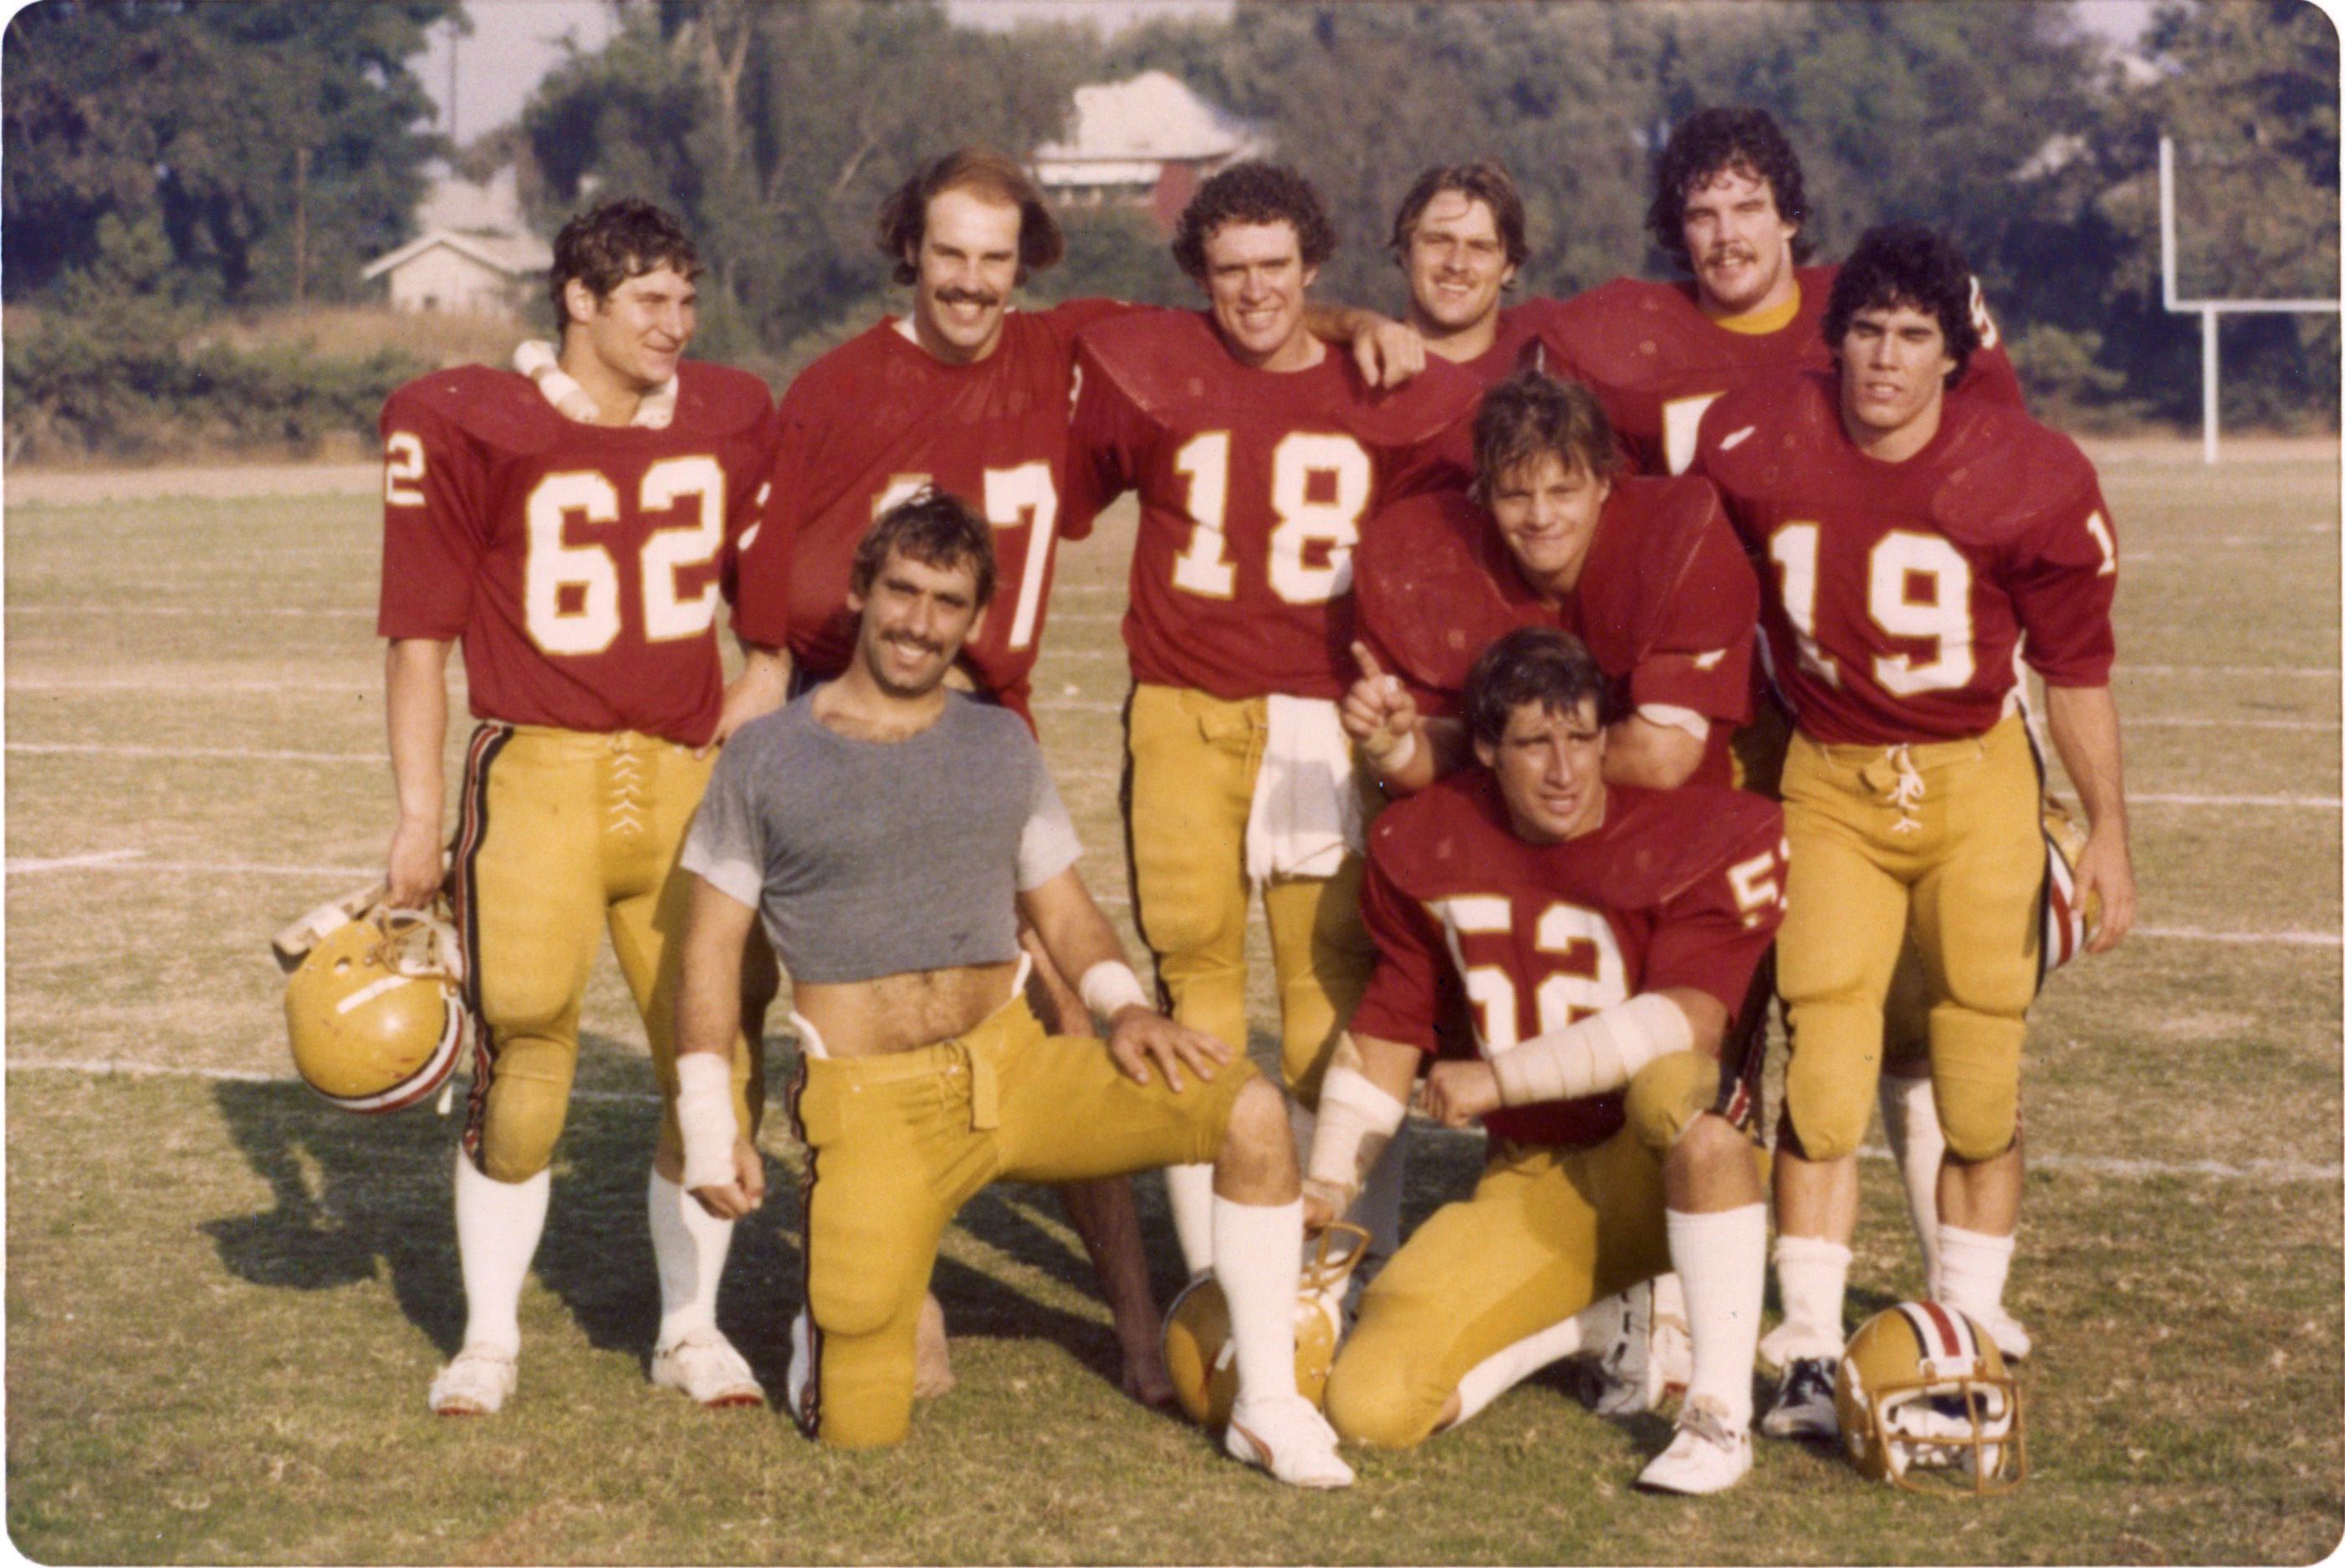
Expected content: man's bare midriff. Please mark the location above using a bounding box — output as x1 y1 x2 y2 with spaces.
794 959 1025 1058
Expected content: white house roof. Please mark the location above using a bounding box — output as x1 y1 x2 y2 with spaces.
1030 69 1263 174
361 228 551 282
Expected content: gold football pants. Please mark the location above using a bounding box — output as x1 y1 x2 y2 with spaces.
450 723 761 1183
1775 715 2043 1164
1121 683 1374 1106
1325 1051 1736 1448
785 996 1257 1447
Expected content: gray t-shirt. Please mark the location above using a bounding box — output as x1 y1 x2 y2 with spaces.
682 692 1081 984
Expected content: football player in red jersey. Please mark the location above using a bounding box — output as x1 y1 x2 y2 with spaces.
1068 162 1479 1279
733 147 1173 1407
377 200 783 1417
1304 626 1781 1494
1380 160 1540 382
1341 366 1759 1412
1694 225 2135 1439
1529 105 2024 477
1346 368 1758 794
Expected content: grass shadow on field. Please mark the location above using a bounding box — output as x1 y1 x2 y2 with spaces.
198 1034 794 1361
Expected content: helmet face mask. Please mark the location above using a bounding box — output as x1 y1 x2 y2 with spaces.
283 901 467 1114
1837 1302 2026 1495
1161 1223 1369 1427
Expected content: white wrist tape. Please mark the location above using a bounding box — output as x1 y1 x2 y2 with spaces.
1489 993 1694 1107
1305 1065 1408 1191
1078 960 1150 1020
674 1052 739 1192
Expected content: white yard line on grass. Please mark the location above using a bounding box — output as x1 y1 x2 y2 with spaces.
4 856 373 878
6 605 371 617
2125 664 2338 678
8 743 382 764
2131 792 2341 809
9 1056 2335 1182
2130 717 2338 730
2133 925 2342 947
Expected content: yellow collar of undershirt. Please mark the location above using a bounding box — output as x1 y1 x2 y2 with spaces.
1710 281 1802 337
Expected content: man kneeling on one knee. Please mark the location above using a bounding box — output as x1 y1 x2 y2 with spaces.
1304 625 1784 1494
666 490 1352 1487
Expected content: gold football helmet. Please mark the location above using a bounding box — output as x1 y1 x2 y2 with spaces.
1837 1301 2025 1494
1162 1223 1369 1428
281 894 466 1114
2039 794 2102 975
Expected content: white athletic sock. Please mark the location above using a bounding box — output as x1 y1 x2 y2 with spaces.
1935 1223 2017 1322
1770 1233 1853 1361
649 1168 735 1350
1448 1313 1587 1430
1213 1197 1305 1402
1878 1072 1946 1295
1670 1203 1768 1429
1166 1162 1217 1278
453 1153 550 1357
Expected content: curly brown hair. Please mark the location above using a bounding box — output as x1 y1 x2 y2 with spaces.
1645 106 1815 274
1171 161 1337 282
549 198 699 323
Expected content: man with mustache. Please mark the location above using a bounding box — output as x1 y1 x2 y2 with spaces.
732 148 1166 1405
672 493 1354 1486
735 149 1412 1405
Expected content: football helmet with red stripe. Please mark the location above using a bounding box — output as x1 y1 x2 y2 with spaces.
1837 1301 2025 1494
2039 794 2100 975
281 895 466 1113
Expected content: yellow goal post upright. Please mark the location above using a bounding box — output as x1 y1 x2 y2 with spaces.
2159 134 2342 464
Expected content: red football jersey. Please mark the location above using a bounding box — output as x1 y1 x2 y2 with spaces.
736 300 1131 724
1439 301 1551 387
377 361 779 746
1352 478 1758 785
1528 266 2025 477
1069 309 1479 701
1696 369 2118 747
1350 772 1786 1148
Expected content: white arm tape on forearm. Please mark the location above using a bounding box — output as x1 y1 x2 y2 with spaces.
1489 993 1694 1107
1078 960 1150 1020
1305 1064 1409 1190
674 1052 739 1191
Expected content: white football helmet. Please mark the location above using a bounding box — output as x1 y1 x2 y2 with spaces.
2039 794 2101 975
1162 1223 1368 1428
282 897 465 1113
1836 1301 2025 1494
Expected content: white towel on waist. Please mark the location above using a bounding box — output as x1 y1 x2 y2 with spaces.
1244 695 1364 885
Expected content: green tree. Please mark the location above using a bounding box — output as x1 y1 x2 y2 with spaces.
3 0 457 305
523 0 1091 355
1112 3 1667 311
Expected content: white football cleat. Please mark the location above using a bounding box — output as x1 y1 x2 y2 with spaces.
1586 1283 1664 1416
1224 1393 1355 1489
1637 1396 1753 1495
428 1343 517 1417
1960 1305 2031 1362
651 1328 765 1408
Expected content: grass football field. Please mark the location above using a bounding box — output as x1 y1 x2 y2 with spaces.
4 442 2340 1565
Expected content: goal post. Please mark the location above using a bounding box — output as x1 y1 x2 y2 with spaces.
2159 135 2342 464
